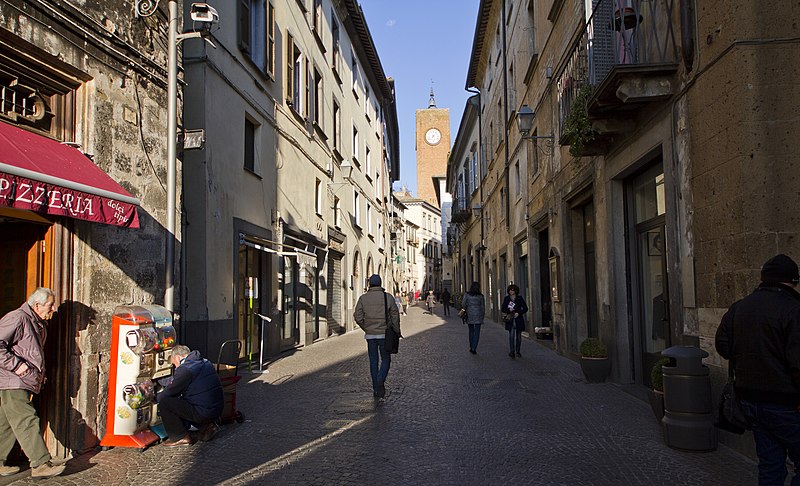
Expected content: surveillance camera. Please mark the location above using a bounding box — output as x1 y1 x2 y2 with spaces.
190 3 219 26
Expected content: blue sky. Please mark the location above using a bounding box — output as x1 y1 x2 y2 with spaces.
358 1 480 195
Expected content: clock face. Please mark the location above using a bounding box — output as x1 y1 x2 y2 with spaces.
425 128 442 145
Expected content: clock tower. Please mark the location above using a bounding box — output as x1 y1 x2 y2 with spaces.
416 88 450 206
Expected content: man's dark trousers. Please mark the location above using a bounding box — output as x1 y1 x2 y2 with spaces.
443 302 450 315
741 399 800 485
159 396 212 440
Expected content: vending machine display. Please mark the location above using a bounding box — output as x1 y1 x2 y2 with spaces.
100 305 176 448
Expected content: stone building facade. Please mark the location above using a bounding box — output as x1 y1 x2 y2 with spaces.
449 0 799 455
0 0 178 456
182 0 399 361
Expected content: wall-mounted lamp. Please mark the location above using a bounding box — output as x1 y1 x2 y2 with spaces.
472 203 482 217
517 105 555 155
340 159 354 182
328 160 353 191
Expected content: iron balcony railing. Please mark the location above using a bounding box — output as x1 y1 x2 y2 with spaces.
557 0 679 138
451 196 472 223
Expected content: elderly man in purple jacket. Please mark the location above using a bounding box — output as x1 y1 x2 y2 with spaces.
0 288 65 478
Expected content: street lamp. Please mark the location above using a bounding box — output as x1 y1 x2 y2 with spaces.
137 1 218 311
517 104 555 155
340 159 354 182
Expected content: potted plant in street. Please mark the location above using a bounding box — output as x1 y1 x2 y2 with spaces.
648 357 671 422
579 337 611 383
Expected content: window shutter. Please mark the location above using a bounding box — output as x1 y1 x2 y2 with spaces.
239 0 251 53
286 35 294 105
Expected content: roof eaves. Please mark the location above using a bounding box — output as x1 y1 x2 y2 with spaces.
466 0 494 89
342 0 393 102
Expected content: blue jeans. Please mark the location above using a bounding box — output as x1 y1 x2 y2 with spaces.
509 322 522 354
367 339 391 390
468 324 481 351
740 399 800 486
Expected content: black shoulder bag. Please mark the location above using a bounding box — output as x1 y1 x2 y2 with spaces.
715 307 749 434
383 293 400 354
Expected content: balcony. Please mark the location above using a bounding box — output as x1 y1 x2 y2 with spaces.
451 196 472 224
557 0 679 155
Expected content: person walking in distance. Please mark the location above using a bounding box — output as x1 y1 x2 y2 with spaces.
716 254 800 485
0 288 66 478
426 290 436 315
394 293 403 316
502 284 529 359
462 282 485 354
400 292 409 316
440 288 451 316
355 275 401 398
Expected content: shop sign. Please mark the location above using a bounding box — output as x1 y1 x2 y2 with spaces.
0 171 140 228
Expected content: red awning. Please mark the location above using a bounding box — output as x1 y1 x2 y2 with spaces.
0 121 139 228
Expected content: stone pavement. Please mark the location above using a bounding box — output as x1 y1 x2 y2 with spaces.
2 302 759 485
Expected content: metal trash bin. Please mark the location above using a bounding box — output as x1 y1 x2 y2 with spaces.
660 345 718 451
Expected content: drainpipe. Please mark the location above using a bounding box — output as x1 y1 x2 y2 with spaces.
501 0 510 231
680 0 696 72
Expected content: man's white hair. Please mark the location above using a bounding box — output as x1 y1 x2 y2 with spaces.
27 287 54 307
171 344 191 357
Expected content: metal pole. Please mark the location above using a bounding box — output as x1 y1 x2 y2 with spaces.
165 0 178 311
254 313 271 374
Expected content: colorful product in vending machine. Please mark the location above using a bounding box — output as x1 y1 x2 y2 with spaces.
123 381 155 409
125 327 158 354
153 325 177 351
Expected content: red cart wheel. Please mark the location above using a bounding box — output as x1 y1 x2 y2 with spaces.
235 411 244 423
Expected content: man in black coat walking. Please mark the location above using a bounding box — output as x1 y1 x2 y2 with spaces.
440 288 451 316
715 254 800 485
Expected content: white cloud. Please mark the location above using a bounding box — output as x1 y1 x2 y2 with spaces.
386 19 396 27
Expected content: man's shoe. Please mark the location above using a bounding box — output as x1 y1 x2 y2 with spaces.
516 352 522 358
377 381 386 398
508 352 515 359
30 461 65 478
469 349 477 354
198 423 220 442
163 435 195 447
0 465 20 477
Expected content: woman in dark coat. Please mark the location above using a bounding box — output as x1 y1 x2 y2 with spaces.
461 282 485 354
502 284 528 359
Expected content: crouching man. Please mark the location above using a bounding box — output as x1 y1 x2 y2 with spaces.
157 345 223 446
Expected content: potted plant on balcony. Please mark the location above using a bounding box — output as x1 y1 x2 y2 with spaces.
648 357 671 422
579 337 611 383
562 85 596 157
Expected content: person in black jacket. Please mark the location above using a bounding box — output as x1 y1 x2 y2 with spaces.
157 345 224 446
440 288 451 316
502 284 528 359
715 254 800 485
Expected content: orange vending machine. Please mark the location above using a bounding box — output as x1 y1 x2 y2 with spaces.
100 305 177 448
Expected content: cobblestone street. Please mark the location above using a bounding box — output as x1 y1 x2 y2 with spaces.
3 303 757 485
